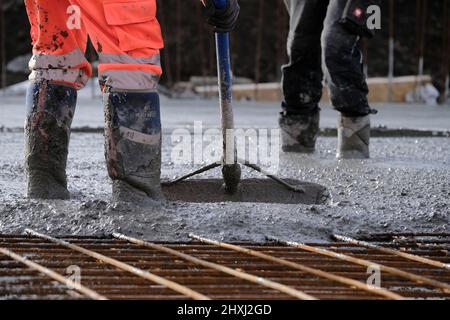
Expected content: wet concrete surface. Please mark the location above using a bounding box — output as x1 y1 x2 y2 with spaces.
0 131 448 242
2 96 450 131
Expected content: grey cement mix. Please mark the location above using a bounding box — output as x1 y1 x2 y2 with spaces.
2 96 450 131
0 131 448 242
1 96 449 241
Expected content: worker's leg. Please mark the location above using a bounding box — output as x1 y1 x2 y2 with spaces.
280 0 329 153
68 0 163 91
69 0 165 204
24 0 89 199
282 0 329 114
25 0 91 88
322 0 373 159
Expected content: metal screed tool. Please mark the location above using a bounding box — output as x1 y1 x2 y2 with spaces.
165 0 304 195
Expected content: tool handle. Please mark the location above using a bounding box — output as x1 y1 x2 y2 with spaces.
213 0 241 194
212 0 232 101
212 0 229 10
215 30 235 164
215 33 232 105
212 0 234 163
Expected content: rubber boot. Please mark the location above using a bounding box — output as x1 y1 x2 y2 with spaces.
25 81 77 199
336 114 370 159
279 109 320 153
104 89 164 206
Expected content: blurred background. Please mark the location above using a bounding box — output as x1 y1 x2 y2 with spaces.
0 0 449 104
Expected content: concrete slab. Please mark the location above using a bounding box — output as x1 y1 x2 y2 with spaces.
0 132 448 242
1 93 449 242
1 96 450 131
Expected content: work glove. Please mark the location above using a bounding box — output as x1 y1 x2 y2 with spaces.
201 0 240 33
340 0 381 38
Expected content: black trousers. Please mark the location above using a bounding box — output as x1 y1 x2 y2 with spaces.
282 0 371 117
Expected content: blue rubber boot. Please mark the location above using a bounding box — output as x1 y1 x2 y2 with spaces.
104 89 164 206
25 81 77 199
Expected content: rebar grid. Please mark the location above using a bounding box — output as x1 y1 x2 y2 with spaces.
0 232 449 300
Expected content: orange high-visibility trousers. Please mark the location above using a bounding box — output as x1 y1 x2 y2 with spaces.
25 0 164 91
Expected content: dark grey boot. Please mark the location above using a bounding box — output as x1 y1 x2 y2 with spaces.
104 89 164 206
337 114 370 159
279 109 320 153
25 81 77 199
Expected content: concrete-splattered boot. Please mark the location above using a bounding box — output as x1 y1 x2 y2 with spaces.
336 114 370 159
104 89 164 206
25 81 77 199
279 109 320 153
